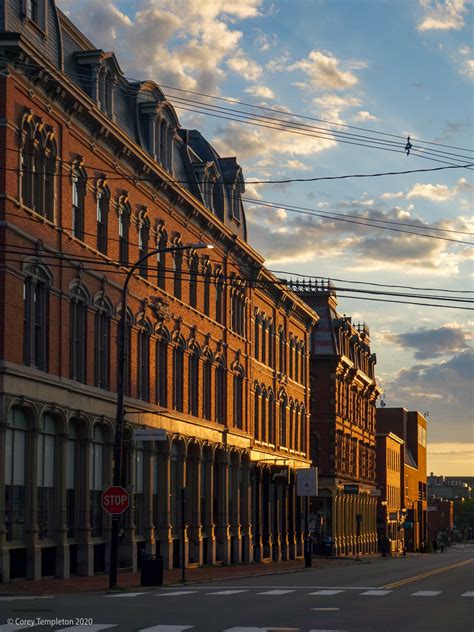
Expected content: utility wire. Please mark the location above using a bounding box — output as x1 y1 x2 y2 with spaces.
11 61 474 168
6 239 471 295
12 59 473 157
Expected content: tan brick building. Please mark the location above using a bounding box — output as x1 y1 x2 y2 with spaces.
0 0 318 581
376 432 404 553
377 408 428 552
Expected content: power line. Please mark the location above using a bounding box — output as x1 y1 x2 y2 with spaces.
7 239 471 295
2 248 472 307
11 61 474 168
6 145 474 187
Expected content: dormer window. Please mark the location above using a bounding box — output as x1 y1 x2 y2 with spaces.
23 0 46 31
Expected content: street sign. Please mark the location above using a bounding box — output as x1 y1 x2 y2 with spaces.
133 428 168 442
343 484 359 494
272 465 290 484
296 467 318 496
102 485 130 516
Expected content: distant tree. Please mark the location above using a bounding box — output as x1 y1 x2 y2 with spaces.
454 499 474 531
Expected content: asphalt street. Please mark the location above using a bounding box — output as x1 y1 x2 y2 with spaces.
1 544 473 632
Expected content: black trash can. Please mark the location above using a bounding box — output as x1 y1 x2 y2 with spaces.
141 555 164 586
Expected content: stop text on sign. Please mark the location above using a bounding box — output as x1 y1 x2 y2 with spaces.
102 485 130 516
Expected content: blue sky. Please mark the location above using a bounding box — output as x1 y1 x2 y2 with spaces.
57 0 473 474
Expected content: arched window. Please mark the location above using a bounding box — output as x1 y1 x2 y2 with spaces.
289 401 295 450
156 331 168 407
5 406 28 542
202 352 212 420
233 369 244 429
215 357 226 423
37 413 56 540
138 215 150 278
261 319 267 364
118 199 131 266
300 406 307 456
96 182 109 255
254 312 260 361
294 404 300 452
137 320 151 401
261 389 267 443
173 339 185 412
188 345 200 417
72 167 87 240
44 134 56 221
300 344 306 385
289 338 294 380
23 263 50 372
215 270 224 325
254 386 260 441
279 392 288 448
189 254 199 309
268 391 275 445
173 246 183 300
203 259 211 316
268 322 275 368
279 328 286 374
20 120 34 208
33 128 44 215
160 119 168 169
156 229 167 290
70 284 88 383
94 295 111 390
90 424 106 537
123 309 133 398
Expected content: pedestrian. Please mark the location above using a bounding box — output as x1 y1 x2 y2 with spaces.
432 539 438 554
440 541 445 553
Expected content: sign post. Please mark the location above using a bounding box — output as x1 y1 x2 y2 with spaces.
356 513 362 561
296 468 318 568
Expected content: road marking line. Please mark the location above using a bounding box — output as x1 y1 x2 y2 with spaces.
360 590 392 596
207 590 249 595
311 608 341 611
308 629 348 632
382 557 474 589
155 591 199 597
0 596 54 601
257 590 295 595
106 592 146 598
137 627 194 632
411 590 442 597
462 591 474 597
309 590 343 596
223 629 299 632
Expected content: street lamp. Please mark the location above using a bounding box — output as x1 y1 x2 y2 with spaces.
109 242 213 589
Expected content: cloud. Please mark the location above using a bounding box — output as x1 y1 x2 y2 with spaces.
227 50 262 81
389 325 471 359
354 110 378 121
244 85 276 99
57 0 263 94
406 177 473 201
385 349 474 443
312 94 362 124
288 50 365 90
380 191 405 200
417 0 472 31
461 58 474 77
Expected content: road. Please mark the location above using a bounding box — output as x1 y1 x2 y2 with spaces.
1 544 473 632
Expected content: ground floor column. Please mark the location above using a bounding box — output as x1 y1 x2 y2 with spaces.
55 431 70 578
202 449 216 565
230 452 242 564
156 445 173 569
253 466 263 562
144 446 156 557
77 435 93 576
240 457 252 563
215 450 231 564
187 448 203 566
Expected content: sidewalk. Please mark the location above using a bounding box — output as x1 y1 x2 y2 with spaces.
0 556 358 595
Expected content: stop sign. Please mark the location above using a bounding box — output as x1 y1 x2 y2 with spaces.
102 485 130 516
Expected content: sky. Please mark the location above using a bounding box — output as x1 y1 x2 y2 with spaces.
57 0 474 475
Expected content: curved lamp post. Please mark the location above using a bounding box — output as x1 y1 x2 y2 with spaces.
109 242 213 588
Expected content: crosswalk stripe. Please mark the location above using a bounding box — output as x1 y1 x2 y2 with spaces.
106 592 147 598
257 590 295 595
411 591 442 596
56 626 116 632
462 591 474 597
0 596 54 601
309 590 343 596
207 590 249 595
155 591 198 597
360 590 392 596
137 626 194 632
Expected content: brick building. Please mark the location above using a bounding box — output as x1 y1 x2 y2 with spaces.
375 432 404 553
294 281 380 556
427 500 454 541
377 408 428 552
0 0 318 582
